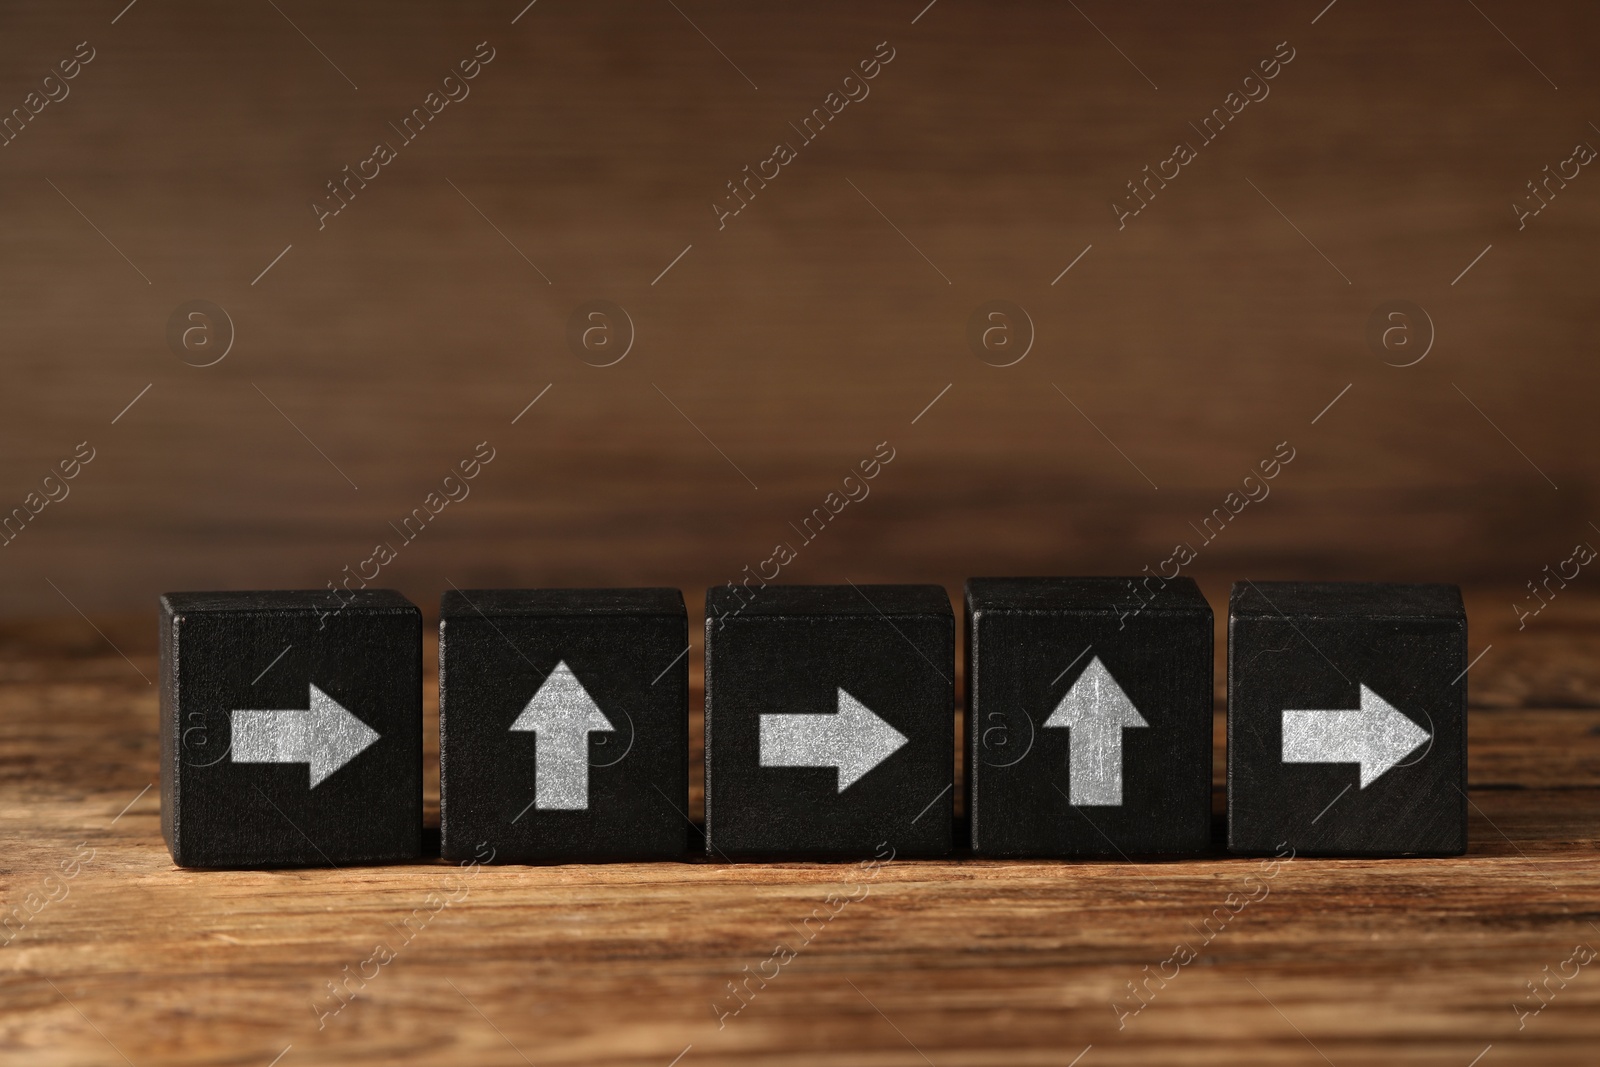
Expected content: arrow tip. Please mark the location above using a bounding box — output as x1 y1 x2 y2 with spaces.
834 688 908 791
306 683 380 788
511 660 614 733
1044 656 1147 729
1357 684 1430 788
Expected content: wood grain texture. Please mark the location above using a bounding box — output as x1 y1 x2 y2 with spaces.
0 1 1598 617
0 587 1597 1066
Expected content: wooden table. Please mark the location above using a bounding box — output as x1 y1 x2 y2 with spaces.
1 587 1595 1066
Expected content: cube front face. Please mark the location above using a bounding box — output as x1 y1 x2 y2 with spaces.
704 585 954 857
966 578 1213 857
438 589 689 862
160 591 422 868
1228 582 1467 856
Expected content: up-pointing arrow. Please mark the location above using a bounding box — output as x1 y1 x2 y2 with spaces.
1282 683 1430 788
1043 656 1148 806
231 683 380 788
760 688 908 792
510 660 614 811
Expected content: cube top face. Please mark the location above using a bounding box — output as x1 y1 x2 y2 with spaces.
442 587 684 618
159 591 422 868
1227 581 1467 857
161 589 416 616
966 577 1213 857
438 589 689 862
1230 581 1464 621
967 576 1210 616
705 584 954 857
705 583 950 618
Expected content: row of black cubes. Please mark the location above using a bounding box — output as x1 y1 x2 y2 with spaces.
159 579 1466 867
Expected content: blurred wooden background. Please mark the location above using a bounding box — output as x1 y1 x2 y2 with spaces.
1 0 1598 620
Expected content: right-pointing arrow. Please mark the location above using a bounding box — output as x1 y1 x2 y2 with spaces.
232 683 380 788
760 688 908 791
1282 683 1430 788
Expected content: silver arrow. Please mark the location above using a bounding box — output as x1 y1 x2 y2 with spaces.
510 660 614 811
231 683 380 788
760 687 908 792
1282 683 1430 788
1044 656 1148 806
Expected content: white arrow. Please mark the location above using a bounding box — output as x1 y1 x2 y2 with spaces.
760 688 908 792
1282 683 1430 788
510 660 614 811
231 683 380 788
1043 655 1145 806
1044 656 1149 806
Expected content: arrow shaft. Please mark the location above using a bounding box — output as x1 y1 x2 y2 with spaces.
534 732 593 810
759 715 845 769
1282 709 1362 765
1067 722 1125 805
232 709 313 764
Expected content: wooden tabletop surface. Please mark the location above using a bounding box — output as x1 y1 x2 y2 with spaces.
0 586 1594 1066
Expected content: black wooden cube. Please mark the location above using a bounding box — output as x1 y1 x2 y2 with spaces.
704 584 954 858
1228 581 1467 856
965 577 1214 857
438 588 688 862
159 590 422 868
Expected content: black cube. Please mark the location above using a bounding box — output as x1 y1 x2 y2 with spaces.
1227 581 1467 856
704 584 954 858
965 577 1214 857
438 588 689 862
159 590 422 868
